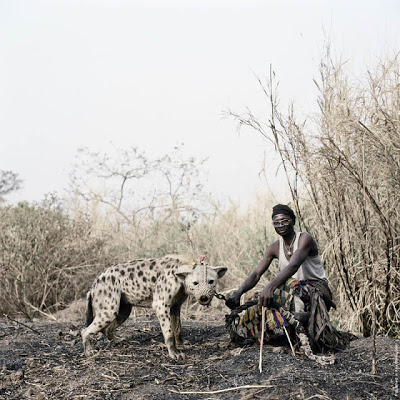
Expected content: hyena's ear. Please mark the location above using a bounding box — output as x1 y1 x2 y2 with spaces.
174 270 192 281
210 266 228 279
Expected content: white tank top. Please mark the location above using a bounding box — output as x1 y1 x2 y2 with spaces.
279 232 325 281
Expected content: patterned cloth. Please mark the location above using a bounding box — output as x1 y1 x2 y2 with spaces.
235 278 299 344
226 277 350 352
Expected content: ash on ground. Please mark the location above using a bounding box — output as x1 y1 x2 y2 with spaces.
0 307 398 400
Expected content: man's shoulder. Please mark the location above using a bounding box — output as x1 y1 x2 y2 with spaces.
263 239 279 255
298 231 319 253
298 231 317 245
267 239 280 256
270 239 280 247
299 231 313 239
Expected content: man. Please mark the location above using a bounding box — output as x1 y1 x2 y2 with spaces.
225 204 352 359
225 203 350 354
226 204 326 312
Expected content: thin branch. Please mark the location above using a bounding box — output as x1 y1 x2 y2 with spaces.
3 314 41 335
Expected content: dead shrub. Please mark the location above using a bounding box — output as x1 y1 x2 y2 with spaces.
0 196 115 319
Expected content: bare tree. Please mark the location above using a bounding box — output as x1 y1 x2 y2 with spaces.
0 170 22 202
69 144 207 228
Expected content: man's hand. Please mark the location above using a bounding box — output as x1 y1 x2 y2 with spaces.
226 292 241 310
258 283 276 308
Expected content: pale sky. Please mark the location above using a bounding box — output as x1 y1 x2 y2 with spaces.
1 0 399 205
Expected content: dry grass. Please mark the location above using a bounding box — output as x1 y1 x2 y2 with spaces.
228 47 400 337
2 48 399 341
0 188 278 321
0 196 116 318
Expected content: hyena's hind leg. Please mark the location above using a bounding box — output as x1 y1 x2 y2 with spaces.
82 315 116 356
81 293 119 356
103 296 132 344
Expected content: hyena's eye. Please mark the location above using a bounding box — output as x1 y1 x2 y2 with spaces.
208 280 214 284
193 281 199 286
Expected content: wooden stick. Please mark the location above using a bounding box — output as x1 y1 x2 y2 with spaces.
24 301 57 321
168 384 275 395
259 306 266 373
3 314 40 335
283 325 295 357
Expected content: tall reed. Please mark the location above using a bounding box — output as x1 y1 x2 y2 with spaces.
229 49 400 336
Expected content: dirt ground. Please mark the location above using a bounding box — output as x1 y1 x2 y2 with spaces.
0 302 398 400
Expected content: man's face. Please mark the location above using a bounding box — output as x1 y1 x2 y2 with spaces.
272 213 294 236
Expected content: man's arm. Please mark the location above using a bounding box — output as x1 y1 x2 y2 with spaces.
225 241 278 309
258 233 316 307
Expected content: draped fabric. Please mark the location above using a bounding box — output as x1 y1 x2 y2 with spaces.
227 278 349 352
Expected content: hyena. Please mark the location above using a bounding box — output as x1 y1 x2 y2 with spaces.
81 255 227 359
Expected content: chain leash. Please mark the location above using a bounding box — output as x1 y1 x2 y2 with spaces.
214 292 226 301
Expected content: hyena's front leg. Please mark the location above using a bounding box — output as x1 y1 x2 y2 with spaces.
170 303 183 346
153 300 184 360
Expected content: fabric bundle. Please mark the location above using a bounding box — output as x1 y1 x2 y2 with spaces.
227 277 349 352
234 278 298 344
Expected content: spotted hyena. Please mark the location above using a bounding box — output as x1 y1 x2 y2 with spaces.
81 255 227 359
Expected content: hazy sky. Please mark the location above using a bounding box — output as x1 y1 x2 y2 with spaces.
1 0 399 205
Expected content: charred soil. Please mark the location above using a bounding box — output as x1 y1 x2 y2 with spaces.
0 307 398 400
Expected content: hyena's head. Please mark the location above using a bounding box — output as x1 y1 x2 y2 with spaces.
175 263 227 306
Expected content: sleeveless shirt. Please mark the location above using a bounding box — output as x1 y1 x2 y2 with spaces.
279 231 325 281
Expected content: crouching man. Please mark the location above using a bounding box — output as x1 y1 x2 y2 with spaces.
226 204 346 353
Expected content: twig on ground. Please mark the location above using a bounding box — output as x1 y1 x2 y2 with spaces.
168 384 275 395
101 367 120 381
24 301 57 321
101 373 119 381
3 314 40 335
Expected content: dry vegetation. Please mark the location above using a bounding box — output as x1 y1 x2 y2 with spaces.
1 51 399 338
0 147 278 321
0 47 399 399
0 197 112 319
229 48 400 338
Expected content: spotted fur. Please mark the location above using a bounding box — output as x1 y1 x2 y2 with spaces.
81 255 227 359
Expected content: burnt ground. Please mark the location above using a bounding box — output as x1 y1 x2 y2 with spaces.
0 305 398 400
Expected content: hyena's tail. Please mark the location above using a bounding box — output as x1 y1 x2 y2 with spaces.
86 292 94 327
